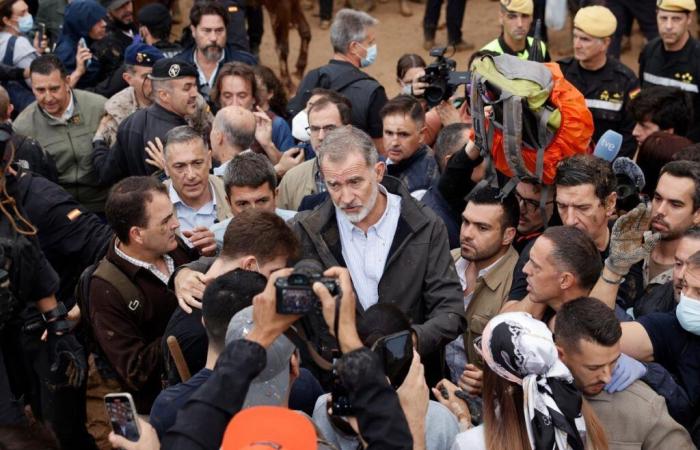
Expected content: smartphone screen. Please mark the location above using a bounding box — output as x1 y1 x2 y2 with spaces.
374 331 413 389
104 393 141 442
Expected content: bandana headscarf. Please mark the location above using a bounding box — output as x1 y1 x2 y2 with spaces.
477 312 587 450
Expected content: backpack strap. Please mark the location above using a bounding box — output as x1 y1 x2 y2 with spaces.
92 259 144 322
3 36 16 67
320 65 374 93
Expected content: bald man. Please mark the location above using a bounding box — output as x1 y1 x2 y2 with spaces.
210 106 256 176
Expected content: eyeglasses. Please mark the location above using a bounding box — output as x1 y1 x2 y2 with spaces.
515 192 553 212
306 124 338 135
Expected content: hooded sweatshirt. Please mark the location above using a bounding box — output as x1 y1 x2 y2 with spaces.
54 0 106 88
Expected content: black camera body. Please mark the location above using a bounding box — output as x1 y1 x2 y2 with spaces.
275 259 341 314
419 47 470 107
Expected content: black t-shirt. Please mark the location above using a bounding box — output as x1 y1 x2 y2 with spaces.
639 311 700 407
162 308 207 386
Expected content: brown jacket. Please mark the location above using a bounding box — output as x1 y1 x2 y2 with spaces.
88 238 196 411
587 380 694 450
452 246 519 367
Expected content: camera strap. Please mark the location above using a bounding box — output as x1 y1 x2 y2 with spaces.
334 295 341 345
293 325 333 371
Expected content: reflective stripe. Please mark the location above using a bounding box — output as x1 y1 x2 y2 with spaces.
643 72 699 93
585 99 624 111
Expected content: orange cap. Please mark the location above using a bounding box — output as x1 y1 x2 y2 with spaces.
221 406 317 450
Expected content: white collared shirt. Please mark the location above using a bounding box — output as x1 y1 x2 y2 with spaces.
445 255 504 383
114 242 174 285
168 181 218 231
336 185 401 310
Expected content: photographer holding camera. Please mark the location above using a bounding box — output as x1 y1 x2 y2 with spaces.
160 265 414 450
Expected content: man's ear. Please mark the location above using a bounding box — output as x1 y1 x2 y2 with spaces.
556 344 567 362
560 271 575 290
418 124 427 144
692 206 700 227
122 71 131 85
374 161 386 182
502 226 517 247
128 226 143 246
604 192 617 217
240 255 258 272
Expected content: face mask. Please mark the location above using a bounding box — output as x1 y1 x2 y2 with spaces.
18 14 33 34
291 109 310 142
360 44 377 68
401 83 412 95
677 292 700 335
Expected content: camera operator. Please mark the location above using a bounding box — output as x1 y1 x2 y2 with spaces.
161 266 414 450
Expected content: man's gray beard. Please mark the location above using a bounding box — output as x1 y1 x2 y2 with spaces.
335 183 379 224
202 45 223 61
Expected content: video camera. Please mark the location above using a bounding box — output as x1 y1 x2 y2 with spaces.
419 47 470 107
275 259 341 314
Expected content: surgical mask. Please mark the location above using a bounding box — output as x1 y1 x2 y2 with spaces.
401 83 412 95
291 109 310 142
677 292 700 335
360 44 377 68
18 14 33 34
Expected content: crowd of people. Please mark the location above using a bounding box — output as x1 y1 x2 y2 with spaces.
0 0 700 449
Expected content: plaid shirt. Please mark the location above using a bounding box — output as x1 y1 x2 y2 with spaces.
114 242 175 285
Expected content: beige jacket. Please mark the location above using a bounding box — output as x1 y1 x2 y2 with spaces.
277 158 318 211
452 246 519 368
587 380 694 450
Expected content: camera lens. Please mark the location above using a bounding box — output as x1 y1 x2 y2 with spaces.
424 84 446 106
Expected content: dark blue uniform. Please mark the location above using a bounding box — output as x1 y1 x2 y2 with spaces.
559 56 639 157
639 35 700 141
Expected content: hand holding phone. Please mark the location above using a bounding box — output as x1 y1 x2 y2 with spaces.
104 393 141 442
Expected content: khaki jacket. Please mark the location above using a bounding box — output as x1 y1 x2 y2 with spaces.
14 89 108 212
452 246 519 367
587 380 694 450
277 157 318 211
163 175 231 224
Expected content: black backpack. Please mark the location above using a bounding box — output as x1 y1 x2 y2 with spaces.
2 36 36 115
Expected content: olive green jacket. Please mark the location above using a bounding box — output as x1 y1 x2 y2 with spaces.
15 89 108 212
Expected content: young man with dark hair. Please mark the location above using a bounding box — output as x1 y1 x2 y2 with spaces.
210 151 296 247
448 186 519 387
150 269 267 438
164 209 300 384
381 94 439 199
593 161 700 313
555 296 694 448
638 0 700 140
629 86 693 147
175 2 256 103
14 54 108 212
85 176 197 448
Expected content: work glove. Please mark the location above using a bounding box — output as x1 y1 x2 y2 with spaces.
46 323 87 390
605 203 660 277
605 353 647 393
